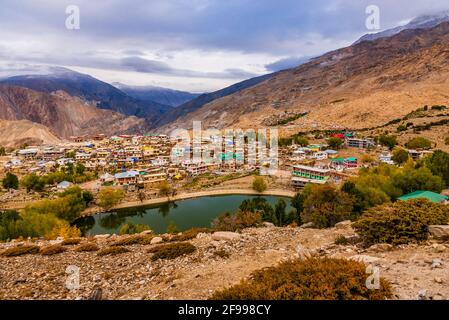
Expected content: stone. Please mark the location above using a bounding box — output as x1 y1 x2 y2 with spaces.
296 245 313 260
418 289 431 300
432 243 446 253
368 243 393 253
335 220 352 229
211 232 241 241
431 259 443 269
150 237 163 245
434 277 443 284
299 222 315 229
140 230 153 235
428 225 449 239
349 255 380 264
94 234 110 239
262 222 275 228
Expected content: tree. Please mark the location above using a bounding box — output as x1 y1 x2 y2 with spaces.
2 172 19 190
391 148 409 165
65 151 76 159
294 136 309 147
97 187 125 211
361 154 375 164
21 173 45 192
252 176 267 193
378 135 397 150
75 163 86 176
326 137 343 149
158 181 172 197
406 137 432 149
393 160 444 194
341 180 365 215
239 198 275 223
301 184 354 228
274 199 287 226
425 150 449 186
0 146 6 156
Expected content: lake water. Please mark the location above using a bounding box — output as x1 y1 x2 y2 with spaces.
74 195 292 235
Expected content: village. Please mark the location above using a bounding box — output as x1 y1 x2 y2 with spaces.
1 130 447 211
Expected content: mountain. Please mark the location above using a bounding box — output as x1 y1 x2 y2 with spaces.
0 119 61 147
159 22 449 133
355 11 449 44
151 73 274 130
113 83 200 107
0 67 171 124
0 85 148 138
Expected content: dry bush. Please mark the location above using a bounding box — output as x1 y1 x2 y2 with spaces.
212 210 262 232
211 257 392 300
1 245 40 257
62 238 82 246
40 244 67 256
110 235 154 246
97 246 130 256
75 242 99 252
213 249 230 259
148 242 196 261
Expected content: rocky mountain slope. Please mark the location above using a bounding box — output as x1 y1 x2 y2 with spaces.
159 22 449 134
0 119 61 147
1 224 448 300
0 85 148 139
0 68 171 124
113 83 200 108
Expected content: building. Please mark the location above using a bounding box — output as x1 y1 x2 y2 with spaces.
398 191 448 204
345 138 375 149
291 165 329 188
114 170 140 185
379 153 394 164
343 157 358 168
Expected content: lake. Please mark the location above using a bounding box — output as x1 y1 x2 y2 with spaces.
74 195 293 235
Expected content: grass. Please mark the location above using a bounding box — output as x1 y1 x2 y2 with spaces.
110 235 154 246
62 238 82 246
1 245 40 257
148 242 196 261
75 242 99 252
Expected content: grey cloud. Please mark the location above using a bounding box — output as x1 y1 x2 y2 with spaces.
265 56 313 72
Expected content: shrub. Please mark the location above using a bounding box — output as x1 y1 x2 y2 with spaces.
212 210 262 232
62 238 82 246
326 137 343 149
252 176 267 193
75 242 99 252
110 235 154 246
1 245 40 257
119 222 151 235
353 199 449 245
44 224 81 240
158 181 173 196
445 137 449 146
40 244 67 256
2 172 19 190
96 187 125 210
301 185 354 228
391 148 409 165
378 135 397 150
210 257 392 300
170 228 213 242
406 137 432 149
334 235 361 246
425 150 449 186
166 221 179 234
148 242 196 261
213 249 230 259
97 246 131 256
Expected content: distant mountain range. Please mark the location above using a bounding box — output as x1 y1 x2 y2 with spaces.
355 11 449 44
113 83 200 108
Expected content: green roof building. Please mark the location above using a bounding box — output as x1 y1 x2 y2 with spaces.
397 191 448 203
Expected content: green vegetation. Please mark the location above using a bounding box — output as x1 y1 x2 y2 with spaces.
119 222 151 235
1 245 40 257
0 146 6 156
158 181 173 196
431 105 447 111
353 199 449 245
97 246 131 256
326 137 343 150
425 150 449 186
252 176 267 193
212 210 262 232
210 258 392 300
166 221 179 234
391 148 409 165
148 242 196 261
378 135 397 150
97 187 125 210
406 137 432 149
274 112 308 126
2 172 19 190
301 184 353 228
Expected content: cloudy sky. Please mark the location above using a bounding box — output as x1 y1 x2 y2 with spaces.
1 0 449 92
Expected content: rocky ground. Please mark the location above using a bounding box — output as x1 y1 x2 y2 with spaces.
1 223 448 300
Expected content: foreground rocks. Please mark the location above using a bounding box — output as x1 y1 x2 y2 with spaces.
0 225 449 300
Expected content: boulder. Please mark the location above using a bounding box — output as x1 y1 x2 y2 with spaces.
212 232 241 241
150 237 163 245
335 220 352 229
428 225 449 239
94 234 110 239
349 255 380 264
299 222 315 229
368 243 393 253
262 222 275 228
140 230 153 235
